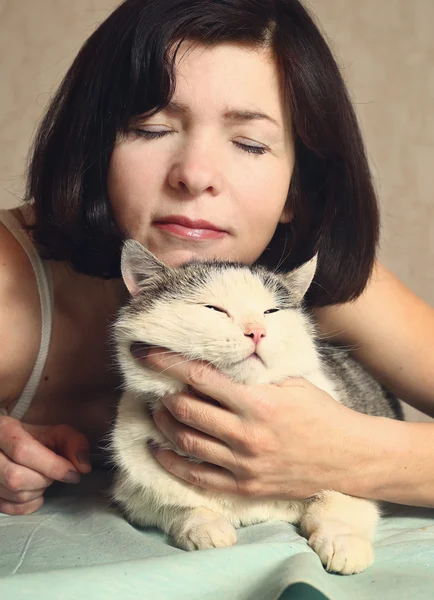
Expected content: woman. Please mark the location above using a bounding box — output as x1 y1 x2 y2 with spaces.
0 0 433 516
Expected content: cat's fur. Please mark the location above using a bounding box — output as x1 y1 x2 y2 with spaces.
109 240 402 575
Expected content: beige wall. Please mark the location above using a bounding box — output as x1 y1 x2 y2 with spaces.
309 0 434 307
1 1 433 420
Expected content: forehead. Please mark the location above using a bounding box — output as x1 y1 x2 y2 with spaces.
187 267 277 307
168 41 287 125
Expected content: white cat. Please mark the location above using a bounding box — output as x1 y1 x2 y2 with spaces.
109 240 401 575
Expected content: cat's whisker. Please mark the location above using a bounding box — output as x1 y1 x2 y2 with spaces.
129 343 164 349
332 343 363 353
309 279 333 300
273 232 291 274
318 342 363 354
315 328 349 341
143 350 178 358
127 344 174 353
189 361 214 379
158 358 198 376
272 247 286 274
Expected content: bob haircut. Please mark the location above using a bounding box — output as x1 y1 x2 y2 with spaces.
26 0 379 307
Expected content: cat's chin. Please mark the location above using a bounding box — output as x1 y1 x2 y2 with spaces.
218 355 269 385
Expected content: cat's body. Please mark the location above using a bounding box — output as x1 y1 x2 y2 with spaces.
110 241 402 575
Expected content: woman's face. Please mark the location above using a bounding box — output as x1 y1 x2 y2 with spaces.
108 42 294 267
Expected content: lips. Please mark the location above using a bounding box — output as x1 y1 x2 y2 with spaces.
153 215 227 240
154 215 225 231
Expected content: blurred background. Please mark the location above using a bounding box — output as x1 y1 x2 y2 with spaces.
0 0 433 419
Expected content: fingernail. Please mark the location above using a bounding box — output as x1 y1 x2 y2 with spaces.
76 450 90 465
130 342 150 359
63 470 81 484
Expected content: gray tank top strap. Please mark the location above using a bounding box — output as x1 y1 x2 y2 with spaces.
0 209 54 420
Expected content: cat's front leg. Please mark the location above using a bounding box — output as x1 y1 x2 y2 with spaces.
299 491 379 575
168 506 238 551
112 470 238 551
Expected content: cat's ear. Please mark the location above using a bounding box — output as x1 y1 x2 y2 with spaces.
284 253 318 304
121 240 169 297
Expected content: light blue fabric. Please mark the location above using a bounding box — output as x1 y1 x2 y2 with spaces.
1 470 433 599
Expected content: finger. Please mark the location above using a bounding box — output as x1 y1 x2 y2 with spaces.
27 424 92 474
0 484 46 503
152 408 246 473
0 421 81 482
0 495 44 516
160 393 244 445
0 450 53 490
149 446 241 494
145 350 250 415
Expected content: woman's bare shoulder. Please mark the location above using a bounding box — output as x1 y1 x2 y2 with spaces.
0 217 41 408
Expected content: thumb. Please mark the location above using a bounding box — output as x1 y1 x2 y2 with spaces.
27 424 92 474
276 376 309 388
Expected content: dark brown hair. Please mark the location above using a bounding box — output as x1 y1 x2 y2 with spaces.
26 0 379 306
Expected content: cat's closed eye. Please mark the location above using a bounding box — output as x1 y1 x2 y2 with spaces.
205 305 228 315
264 308 280 314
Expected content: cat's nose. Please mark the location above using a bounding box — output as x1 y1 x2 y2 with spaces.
244 325 266 346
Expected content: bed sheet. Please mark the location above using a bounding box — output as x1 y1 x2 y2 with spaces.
1 470 433 600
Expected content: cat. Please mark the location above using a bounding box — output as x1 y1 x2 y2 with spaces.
109 240 402 575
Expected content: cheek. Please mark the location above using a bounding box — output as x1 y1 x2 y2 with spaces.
239 160 292 227
109 147 156 198
108 148 135 217
108 145 162 228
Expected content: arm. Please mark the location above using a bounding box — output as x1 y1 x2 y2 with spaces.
346 412 434 508
0 219 41 410
314 261 434 506
0 220 91 515
313 261 434 416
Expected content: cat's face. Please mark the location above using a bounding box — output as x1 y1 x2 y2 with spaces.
115 241 319 386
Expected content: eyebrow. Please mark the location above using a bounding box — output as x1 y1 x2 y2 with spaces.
163 101 281 128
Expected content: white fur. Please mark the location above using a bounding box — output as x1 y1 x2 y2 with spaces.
110 253 379 575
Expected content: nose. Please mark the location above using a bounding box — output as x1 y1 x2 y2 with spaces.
168 140 223 197
244 324 266 347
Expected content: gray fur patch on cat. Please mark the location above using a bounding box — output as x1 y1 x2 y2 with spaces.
318 344 403 419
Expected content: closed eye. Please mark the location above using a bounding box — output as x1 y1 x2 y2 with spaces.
264 308 280 314
131 129 173 140
205 305 229 315
130 130 267 155
233 141 268 155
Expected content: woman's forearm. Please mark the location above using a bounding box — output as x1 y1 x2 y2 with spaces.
344 415 434 508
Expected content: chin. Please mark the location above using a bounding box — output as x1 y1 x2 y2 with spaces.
153 248 212 267
222 356 269 385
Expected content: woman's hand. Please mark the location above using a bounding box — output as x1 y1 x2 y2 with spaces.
0 417 92 515
142 349 377 500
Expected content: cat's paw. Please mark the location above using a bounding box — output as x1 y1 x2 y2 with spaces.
175 515 237 551
308 527 374 575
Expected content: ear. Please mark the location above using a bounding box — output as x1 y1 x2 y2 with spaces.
121 240 169 297
284 254 318 304
278 203 293 224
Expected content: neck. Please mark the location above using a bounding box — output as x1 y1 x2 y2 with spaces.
53 260 128 323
